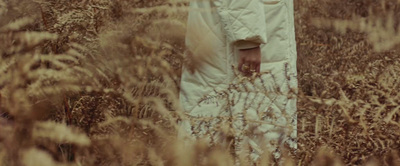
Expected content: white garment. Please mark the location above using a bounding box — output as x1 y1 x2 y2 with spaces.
179 0 298 160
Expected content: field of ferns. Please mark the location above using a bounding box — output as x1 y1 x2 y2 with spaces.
1 0 400 165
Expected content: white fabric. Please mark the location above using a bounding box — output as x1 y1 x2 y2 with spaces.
180 0 298 160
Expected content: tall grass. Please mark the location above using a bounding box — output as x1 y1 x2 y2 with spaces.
296 0 400 165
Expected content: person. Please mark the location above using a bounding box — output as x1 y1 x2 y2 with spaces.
179 0 298 162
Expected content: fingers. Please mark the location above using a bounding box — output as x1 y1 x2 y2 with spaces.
250 62 260 75
239 62 259 76
252 61 260 73
238 56 245 73
240 63 251 76
256 62 260 73
238 47 262 76
239 58 260 76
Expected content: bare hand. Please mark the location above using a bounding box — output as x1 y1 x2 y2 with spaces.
238 47 261 76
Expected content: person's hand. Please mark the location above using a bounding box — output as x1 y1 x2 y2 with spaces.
238 47 261 76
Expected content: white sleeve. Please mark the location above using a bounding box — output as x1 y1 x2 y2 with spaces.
213 0 267 46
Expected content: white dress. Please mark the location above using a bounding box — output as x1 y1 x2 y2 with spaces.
179 0 298 161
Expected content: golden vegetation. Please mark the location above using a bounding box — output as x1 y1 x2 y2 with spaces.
0 0 400 165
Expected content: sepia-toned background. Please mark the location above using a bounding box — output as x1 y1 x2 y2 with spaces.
1 0 400 165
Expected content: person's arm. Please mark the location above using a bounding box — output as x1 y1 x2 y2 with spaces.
213 0 266 75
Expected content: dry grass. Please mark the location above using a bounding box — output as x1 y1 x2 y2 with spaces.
1 0 400 165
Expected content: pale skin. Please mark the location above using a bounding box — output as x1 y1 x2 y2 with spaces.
238 46 261 76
